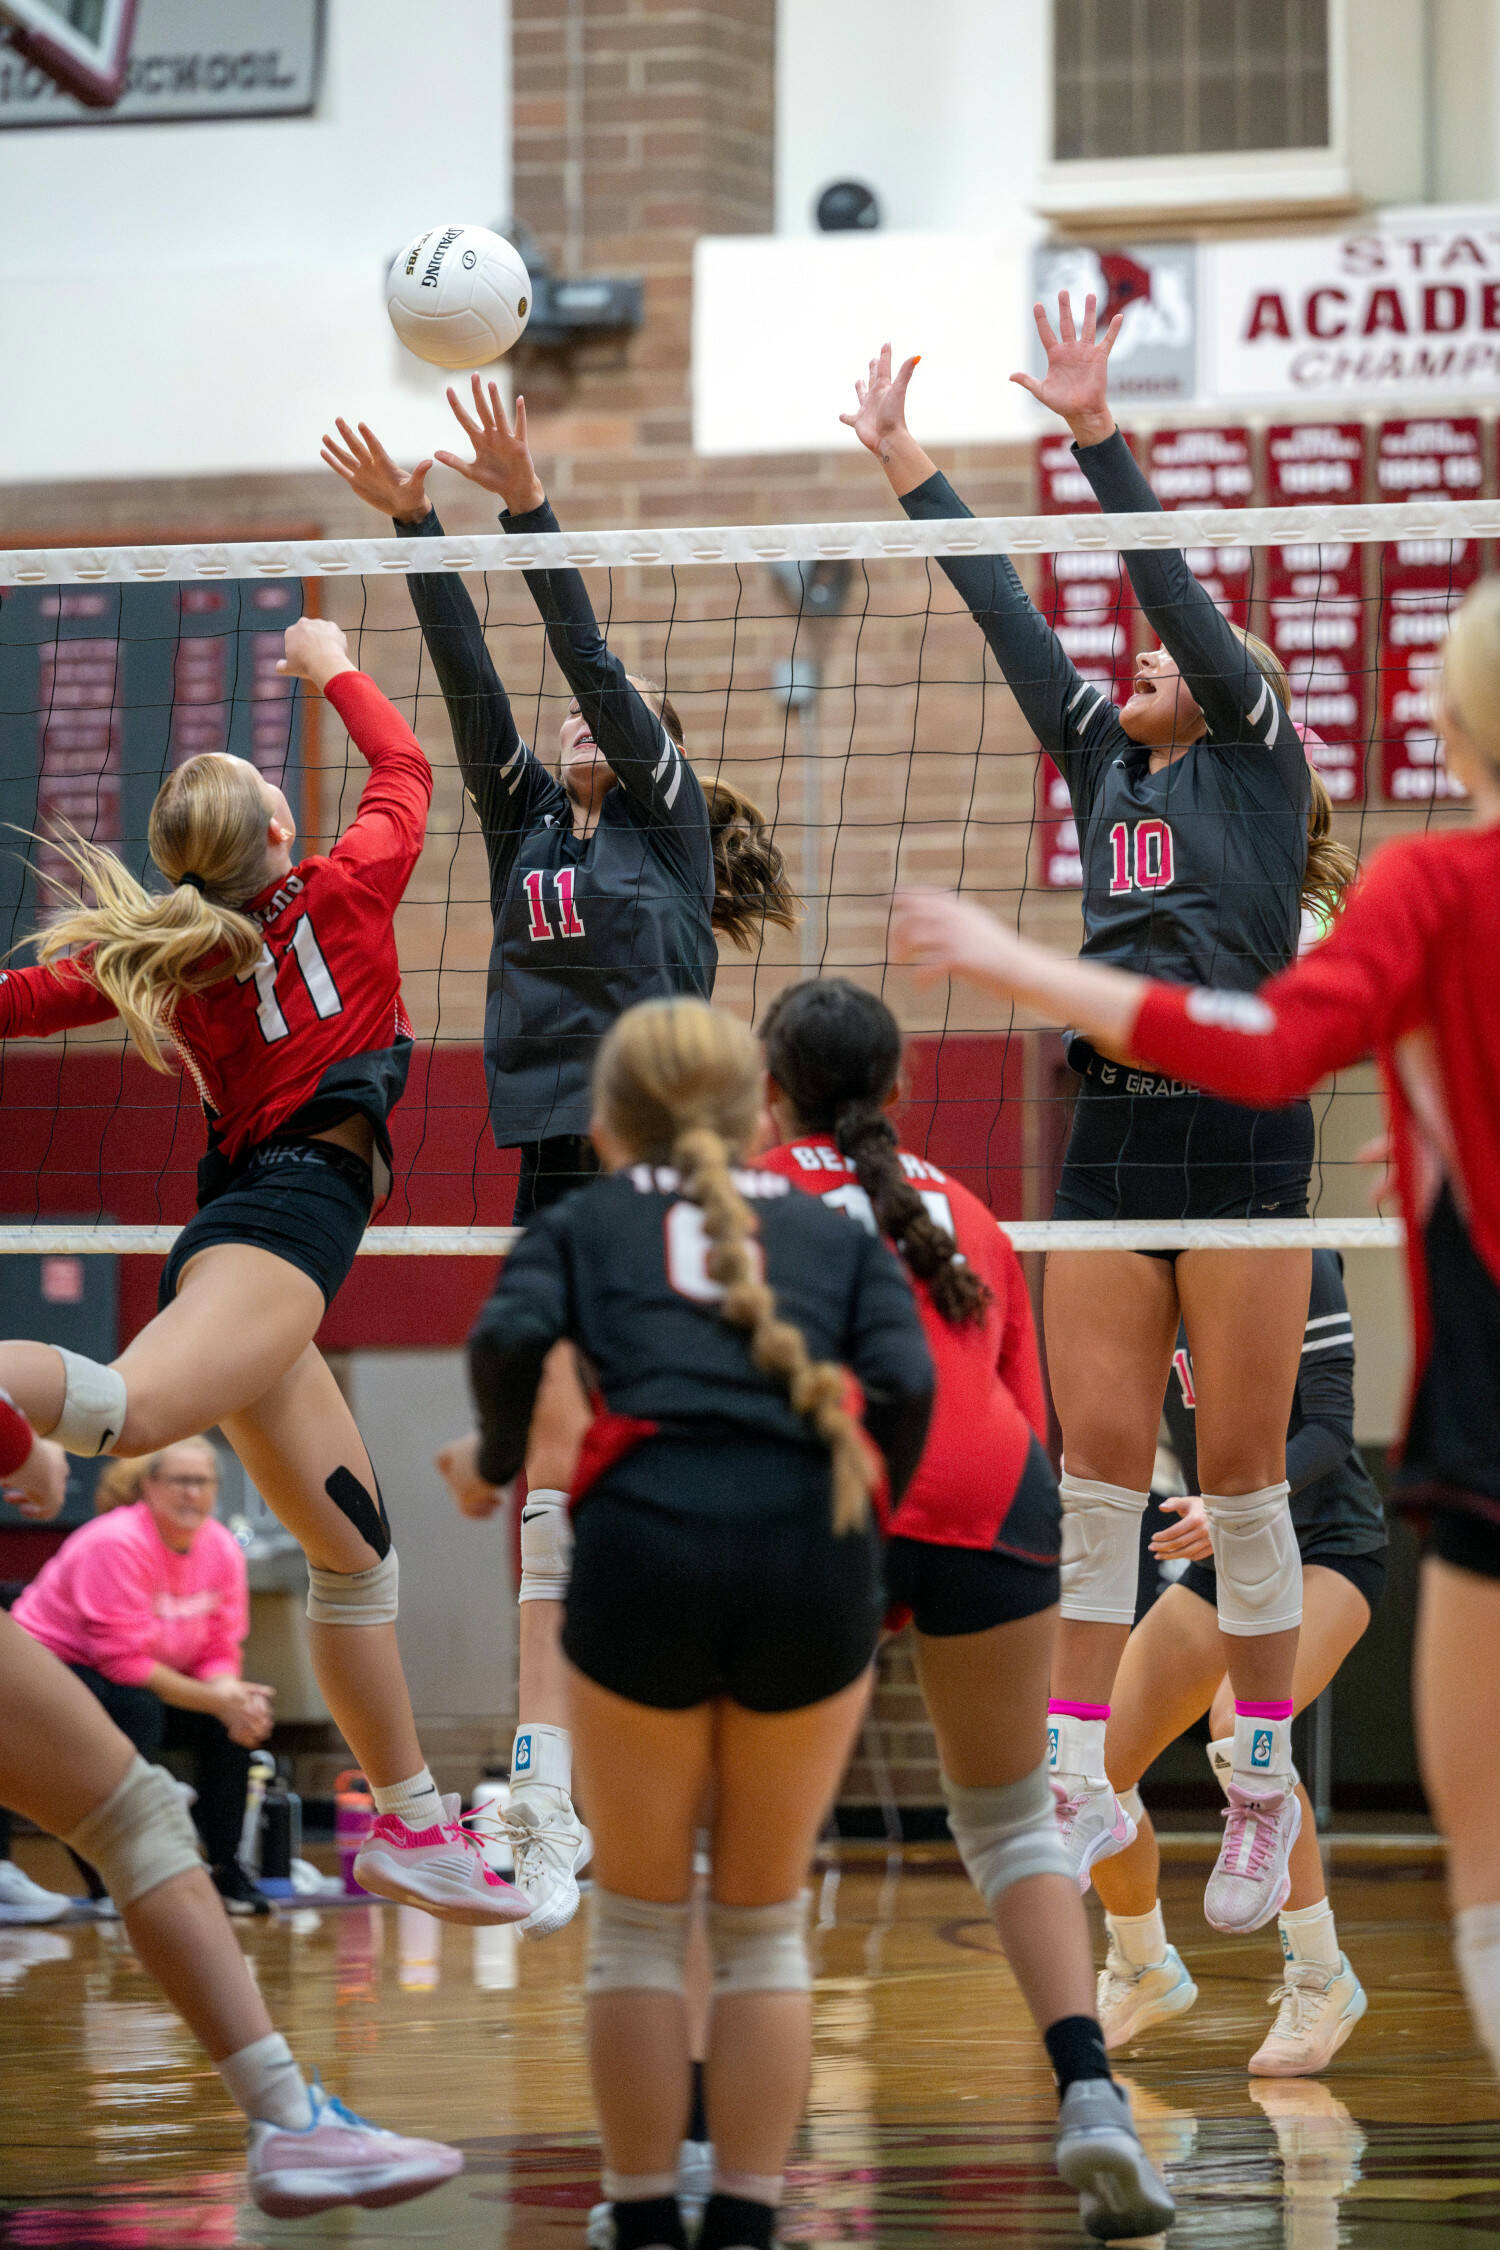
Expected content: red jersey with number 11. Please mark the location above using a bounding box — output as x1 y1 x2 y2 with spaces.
0 671 432 1185
756 1137 1047 1551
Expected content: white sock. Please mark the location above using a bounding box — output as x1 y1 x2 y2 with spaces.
1106 1903 1168 1970
1455 1900 1500 2076
218 2031 314 2129
1278 1898 1340 1972
1231 1712 1295 1786
1048 1712 1108 1784
511 1721 572 1796
372 1768 445 1833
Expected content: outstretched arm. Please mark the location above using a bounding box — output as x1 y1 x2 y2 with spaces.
467 1212 573 1489
844 345 1117 778
439 380 711 872
277 621 433 909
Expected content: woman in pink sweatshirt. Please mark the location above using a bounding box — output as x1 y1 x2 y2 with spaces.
14 1438 275 1914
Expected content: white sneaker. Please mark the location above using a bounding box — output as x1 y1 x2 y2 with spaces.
247 2080 463 2217
1249 1953 1368 2077
1052 1774 1137 1894
1097 1942 1199 2052
505 1787 589 1940
1054 2077 1176 2242
353 1794 532 1926
0 1860 71 1925
1204 1781 1301 1935
586 2138 714 2250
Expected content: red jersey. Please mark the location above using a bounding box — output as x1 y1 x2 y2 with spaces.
0 672 432 1187
756 1135 1046 1550
1132 823 1500 1459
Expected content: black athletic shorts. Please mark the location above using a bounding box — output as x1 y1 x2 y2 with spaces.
563 1440 882 1713
885 1436 1062 1637
1053 1064 1313 1251
514 1134 602 1223
159 1138 374 1311
1179 1540 1386 1617
1423 1503 1500 1583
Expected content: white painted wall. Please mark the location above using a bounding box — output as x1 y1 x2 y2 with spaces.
0 0 510 484
775 0 1049 238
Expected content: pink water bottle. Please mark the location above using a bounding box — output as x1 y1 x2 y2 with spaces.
335 1769 375 1895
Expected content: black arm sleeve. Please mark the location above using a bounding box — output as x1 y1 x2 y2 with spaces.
898 469 1118 800
845 1234 936 1504
1072 433 1302 771
466 1213 573 1487
502 498 713 893
1286 1253 1357 1496
395 509 559 907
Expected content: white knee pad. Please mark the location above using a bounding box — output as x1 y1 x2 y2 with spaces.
1204 1482 1302 1635
1058 1466 1150 1626
586 1886 691 1994
709 1894 810 1995
306 1550 399 1626
51 1349 127 1458
1118 1785 1145 1825
64 1754 202 1908
943 1760 1071 1903
518 1489 573 1604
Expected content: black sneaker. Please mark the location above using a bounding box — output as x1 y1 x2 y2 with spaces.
212 1862 272 1917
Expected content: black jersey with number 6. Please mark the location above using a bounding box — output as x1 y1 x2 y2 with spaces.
397 503 716 1148
468 1163 935 1500
900 431 1310 1001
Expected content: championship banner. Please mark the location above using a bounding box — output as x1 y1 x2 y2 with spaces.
1033 433 1138 893
1264 423 1369 805
1376 418 1484 803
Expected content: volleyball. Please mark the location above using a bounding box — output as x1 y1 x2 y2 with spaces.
385 225 532 368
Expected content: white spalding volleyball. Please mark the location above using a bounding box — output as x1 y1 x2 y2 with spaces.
386 225 532 368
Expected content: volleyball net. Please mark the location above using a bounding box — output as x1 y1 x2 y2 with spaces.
2 481 1491 1259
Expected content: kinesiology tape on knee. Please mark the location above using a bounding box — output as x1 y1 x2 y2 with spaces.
51 1349 127 1458
708 1894 810 1995
942 1760 1071 1902
1204 1482 1302 1635
306 1549 399 1626
586 1886 691 1994
324 1465 391 1561
64 1754 201 1908
1057 1468 1150 1626
518 1489 573 1604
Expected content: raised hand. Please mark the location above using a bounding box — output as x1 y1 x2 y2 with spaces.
434 376 545 516
890 889 1027 988
840 342 921 456
1009 291 1120 446
277 617 355 692
321 418 433 524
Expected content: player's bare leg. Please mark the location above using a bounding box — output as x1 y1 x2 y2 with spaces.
1416 1557 1500 2079
1042 1249 1180 1884
0 1609 462 2213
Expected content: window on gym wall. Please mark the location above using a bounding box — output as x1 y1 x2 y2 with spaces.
1053 0 1330 161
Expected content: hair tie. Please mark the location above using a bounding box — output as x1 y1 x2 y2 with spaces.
177 872 206 894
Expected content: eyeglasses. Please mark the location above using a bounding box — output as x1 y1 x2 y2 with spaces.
154 1474 217 1492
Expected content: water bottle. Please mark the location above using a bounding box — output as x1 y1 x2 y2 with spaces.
334 1769 375 1895
470 1766 514 1877
239 1750 276 1873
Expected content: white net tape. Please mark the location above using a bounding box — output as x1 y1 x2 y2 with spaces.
4 497 1500 584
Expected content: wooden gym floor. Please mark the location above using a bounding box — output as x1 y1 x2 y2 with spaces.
0 1834 1495 2247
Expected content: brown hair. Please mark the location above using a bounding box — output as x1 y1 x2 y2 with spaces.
630 676 802 951
594 996 875 1531
760 978 990 1328
1232 627 1358 923
32 756 271 1069
95 1437 218 1514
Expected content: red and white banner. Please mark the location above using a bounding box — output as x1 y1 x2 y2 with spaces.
1033 434 1137 892
1376 418 1483 802
1264 423 1369 804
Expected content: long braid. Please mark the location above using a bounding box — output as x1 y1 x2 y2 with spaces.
834 1105 991 1327
672 1123 874 1533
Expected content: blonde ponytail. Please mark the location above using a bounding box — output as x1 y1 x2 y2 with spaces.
595 997 877 1532
33 755 273 1070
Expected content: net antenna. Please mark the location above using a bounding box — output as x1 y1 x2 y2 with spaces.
0 0 137 105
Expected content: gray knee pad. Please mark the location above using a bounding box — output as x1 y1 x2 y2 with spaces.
64 1754 202 1908
943 1760 1071 1902
51 1349 127 1458
1058 1466 1150 1627
709 1895 810 1995
518 1490 573 1604
586 1886 691 1994
1204 1482 1302 1634
306 1549 399 1626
